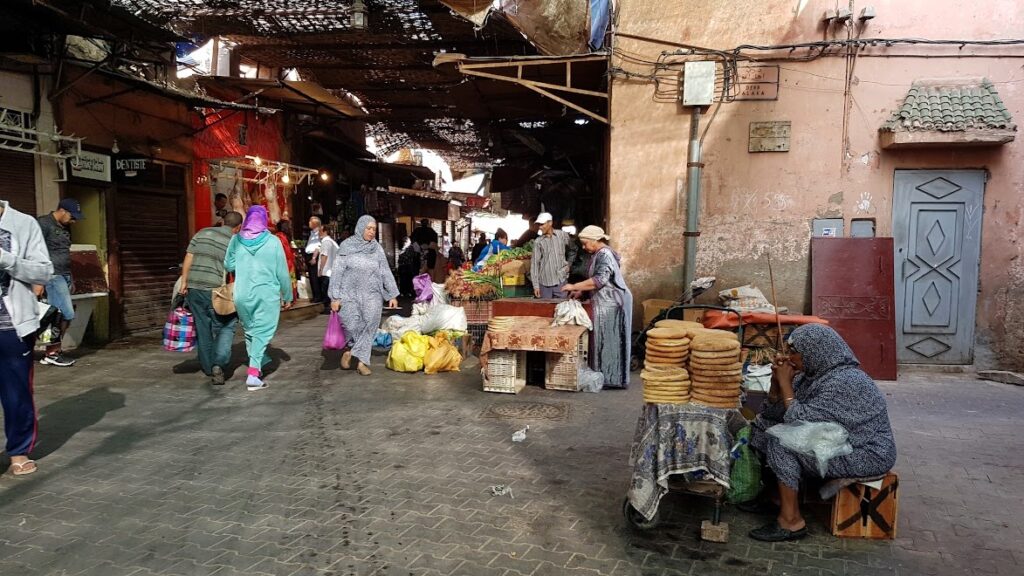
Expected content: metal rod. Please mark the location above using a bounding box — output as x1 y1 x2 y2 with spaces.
682 106 703 290
766 251 786 353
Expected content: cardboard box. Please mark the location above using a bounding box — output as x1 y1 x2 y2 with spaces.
641 299 703 327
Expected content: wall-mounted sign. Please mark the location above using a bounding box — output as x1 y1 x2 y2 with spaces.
115 157 148 178
69 150 111 182
749 121 791 152
735 65 780 101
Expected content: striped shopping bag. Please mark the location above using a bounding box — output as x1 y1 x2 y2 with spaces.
162 306 197 352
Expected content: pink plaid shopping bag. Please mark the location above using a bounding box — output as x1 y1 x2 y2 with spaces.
163 306 197 352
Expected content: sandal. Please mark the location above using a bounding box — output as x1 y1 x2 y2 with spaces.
9 460 37 476
748 521 808 542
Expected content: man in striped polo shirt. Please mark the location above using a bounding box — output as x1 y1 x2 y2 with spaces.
531 212 577 299
178 211 243 385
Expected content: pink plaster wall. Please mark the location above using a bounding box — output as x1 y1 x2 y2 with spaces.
609 0 1024 368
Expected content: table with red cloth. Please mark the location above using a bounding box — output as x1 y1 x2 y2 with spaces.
491 298 593 321
702 310 828 347
479 316 588 374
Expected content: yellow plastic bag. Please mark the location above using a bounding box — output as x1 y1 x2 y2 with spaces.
386 341 424 372
402 332 431 358
424 333 463 374
386 331 431 373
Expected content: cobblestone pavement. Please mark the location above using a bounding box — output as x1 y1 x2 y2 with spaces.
1 315 1022 576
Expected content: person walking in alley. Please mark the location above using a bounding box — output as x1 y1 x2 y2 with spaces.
0 199 53 476
224 206 293 391
470 232 488 264
273 220 298 301
305 216 323 303
37 198 84 367
317 224 339 314
531 212 576 299
329 215 399 377
178 211 242 385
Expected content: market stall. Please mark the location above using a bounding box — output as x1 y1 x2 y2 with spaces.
479 316 594 394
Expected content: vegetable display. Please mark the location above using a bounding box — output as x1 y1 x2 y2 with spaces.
446 241 533 301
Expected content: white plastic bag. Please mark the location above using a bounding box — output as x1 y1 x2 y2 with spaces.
578 367 604 392
766 420 853 476
742 364 773 392
719 284 775 313
551 300 593 330
419 304 468 334
382 314 425 339
431 282 449 306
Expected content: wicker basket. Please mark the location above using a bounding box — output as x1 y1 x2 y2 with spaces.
544 333 590 392
484 350 527 394
450 299 494 325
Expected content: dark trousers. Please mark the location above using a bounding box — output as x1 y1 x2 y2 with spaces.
309 269 323 303
185 289 238 376
319 276 332 311
0 330 37 456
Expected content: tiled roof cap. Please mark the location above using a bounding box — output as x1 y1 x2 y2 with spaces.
881 78 1015 133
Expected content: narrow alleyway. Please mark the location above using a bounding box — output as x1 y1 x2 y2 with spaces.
0 315 1021 576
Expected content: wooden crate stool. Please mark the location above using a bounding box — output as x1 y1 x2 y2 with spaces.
828 473 899 539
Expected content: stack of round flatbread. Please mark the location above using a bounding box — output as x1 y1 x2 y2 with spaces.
689 336 742 408
641 366 691 404
488 316 514 333
643 326 691 370
654 319 705 333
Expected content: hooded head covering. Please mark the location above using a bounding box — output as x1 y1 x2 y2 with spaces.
787 323 860 379
578 225 609 242
240 206 269 240
337 215 380 257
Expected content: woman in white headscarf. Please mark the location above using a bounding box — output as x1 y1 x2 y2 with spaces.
561 225 633 389
329 215 399 376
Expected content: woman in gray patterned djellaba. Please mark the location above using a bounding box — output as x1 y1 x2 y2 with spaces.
560 225 632 389
329 215 399 376
746 323 897 542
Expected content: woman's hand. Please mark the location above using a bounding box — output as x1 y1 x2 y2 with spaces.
560 283 575 294
387 299 399 309
331 300 341 312
773 354 796 402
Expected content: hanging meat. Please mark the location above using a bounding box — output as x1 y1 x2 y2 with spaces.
229 173 246 214
265 178 282 224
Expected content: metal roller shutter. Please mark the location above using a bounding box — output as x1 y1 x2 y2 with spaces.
0 150 37 215
116 191 183 333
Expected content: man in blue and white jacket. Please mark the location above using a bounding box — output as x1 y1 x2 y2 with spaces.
0 199 53 476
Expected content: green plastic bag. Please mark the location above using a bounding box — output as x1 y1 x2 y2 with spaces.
727 425 763 504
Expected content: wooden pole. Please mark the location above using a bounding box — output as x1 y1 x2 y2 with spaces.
767 252 786 354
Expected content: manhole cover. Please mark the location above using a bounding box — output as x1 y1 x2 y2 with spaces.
481 401 569 421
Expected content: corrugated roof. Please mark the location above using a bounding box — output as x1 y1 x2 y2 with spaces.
882 78 1016 133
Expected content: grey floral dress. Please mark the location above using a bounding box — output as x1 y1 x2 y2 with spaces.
586 247 633 389
750 324 897 490
328 216 399 366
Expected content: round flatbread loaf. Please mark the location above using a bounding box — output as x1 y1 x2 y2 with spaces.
643 363 685 373
692 385 741 393
645 361 686 370
644 393 691 401
647 327 690 340
691 349 742 360
692 328 739 341
644 398 691 405
692 374 744 384
691 398 739 408
654 319 704 331
692 366 741 377
641 369 690 381
691 339 741 353
689 360 743 371
645 351 689 362
646 338 691 349
644 380 691 390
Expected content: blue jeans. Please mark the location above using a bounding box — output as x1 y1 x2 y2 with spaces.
45 274 74 321
185 289 238 376
0 330 36 456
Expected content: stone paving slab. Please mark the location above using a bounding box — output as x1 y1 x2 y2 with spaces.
1 316 1022 576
